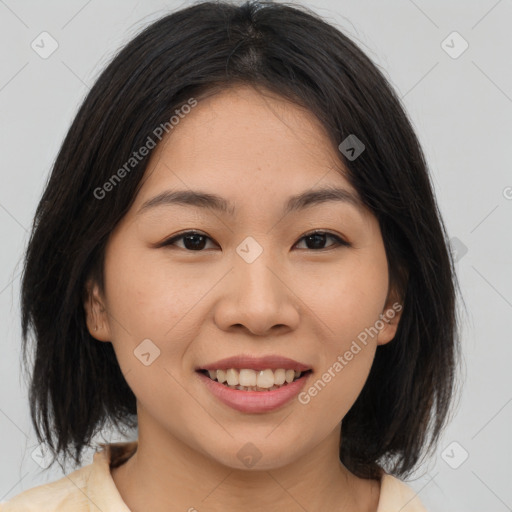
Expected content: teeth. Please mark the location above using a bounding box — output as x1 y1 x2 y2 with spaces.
226 368 238 386
257 369 274 388
274 369 286 385
204 368 307 388
239 369 257 387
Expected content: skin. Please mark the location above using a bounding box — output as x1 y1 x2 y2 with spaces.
84 84 402 512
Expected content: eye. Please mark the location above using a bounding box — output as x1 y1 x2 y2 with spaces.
160 230 350 252
161 231 217 251
294 230 350 250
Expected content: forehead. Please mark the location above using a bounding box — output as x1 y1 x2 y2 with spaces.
132 85 360 216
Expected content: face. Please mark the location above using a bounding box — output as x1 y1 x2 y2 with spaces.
84 84 401 470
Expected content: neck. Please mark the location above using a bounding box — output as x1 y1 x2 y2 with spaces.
111 407 380 512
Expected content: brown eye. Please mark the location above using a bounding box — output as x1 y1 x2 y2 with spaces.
162 231 217 251
294 231 350 250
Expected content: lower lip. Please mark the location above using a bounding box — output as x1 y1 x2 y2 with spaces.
196 371 311 413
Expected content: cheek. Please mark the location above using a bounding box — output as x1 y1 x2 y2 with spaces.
300 249 389 340
103 238 194 336
301 311 381 423
296 247 388 414
102 238 218 400
101 245 194 411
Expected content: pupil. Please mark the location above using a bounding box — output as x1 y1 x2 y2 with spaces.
307 233 326 249
184 234 206 250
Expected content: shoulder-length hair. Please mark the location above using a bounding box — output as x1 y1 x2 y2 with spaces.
20 0 461 478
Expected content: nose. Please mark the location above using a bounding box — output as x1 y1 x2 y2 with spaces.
213 247 300 336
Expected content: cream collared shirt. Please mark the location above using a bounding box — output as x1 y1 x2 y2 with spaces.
1 442 427 511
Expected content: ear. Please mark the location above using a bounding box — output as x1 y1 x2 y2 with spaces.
83 278 112 342
376 288 404 346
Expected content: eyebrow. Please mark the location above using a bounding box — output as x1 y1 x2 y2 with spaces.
137 186 363 217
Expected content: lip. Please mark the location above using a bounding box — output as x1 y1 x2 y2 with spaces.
196 370 312 413
196 354 311 372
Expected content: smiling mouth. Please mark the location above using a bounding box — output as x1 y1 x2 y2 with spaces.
197 368 313 392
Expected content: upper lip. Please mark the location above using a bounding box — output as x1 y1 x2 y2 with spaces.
197 355 312 372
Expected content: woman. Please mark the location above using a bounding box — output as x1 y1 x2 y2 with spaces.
2 1 461 510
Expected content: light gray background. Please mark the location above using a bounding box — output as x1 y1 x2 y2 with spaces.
1 0 511 510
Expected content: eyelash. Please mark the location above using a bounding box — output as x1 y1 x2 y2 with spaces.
159 230 351 252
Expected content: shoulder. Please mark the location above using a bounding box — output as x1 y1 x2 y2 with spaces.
377 472 428 512
0 463 95 511
0 442 137 512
